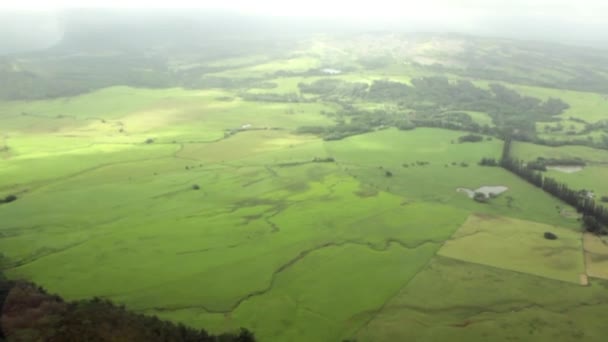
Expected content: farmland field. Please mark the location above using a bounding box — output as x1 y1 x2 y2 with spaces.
2 29 608 342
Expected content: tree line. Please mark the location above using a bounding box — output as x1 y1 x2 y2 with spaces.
0 278 255 342
499 138 608 234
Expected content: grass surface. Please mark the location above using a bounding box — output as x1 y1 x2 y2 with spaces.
511 141 608 196
438 214 585 284
0 77 601 341
356 256 608 342
584 233 608 280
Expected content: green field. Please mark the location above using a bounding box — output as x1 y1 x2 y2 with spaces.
511 141 608 197
356 256 608 342
438 214 585 284
2 34 608 341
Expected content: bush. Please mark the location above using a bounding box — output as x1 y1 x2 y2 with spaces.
479 158 498 166
1 194 17 204
473 192 488 203
458 134 484 143
601 196 608 203
192 184 201 190
544 232 558 240
312 157 335 163
583 215 606 235
527 160 548 171
296 126 326 135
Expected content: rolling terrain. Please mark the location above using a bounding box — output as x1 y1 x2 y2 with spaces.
2 32 608 341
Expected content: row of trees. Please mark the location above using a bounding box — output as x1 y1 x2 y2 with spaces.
500 139 608 234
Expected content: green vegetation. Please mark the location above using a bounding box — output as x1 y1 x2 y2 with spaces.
504 141 608 233
1 279 254 341
356 256 608 342
1 31 608 342
438 214 585 283
584 233 608 280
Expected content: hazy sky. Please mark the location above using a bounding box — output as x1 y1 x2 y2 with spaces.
1 0 606 19
1 0 607 53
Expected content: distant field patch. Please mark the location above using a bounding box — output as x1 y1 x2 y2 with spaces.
355 256 608 342
506 83 608 123
465 111 494 126
177 131 323 163
438 214 585 284
584 233 608 280
326 129 578 228
511 141 608 164
511 142 608 197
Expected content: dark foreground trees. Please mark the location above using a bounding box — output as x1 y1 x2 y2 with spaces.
0 280 255 342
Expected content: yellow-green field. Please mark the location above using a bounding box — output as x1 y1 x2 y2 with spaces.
438 214 585 284
584 233 608 280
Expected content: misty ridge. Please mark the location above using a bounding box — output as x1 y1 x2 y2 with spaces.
1 9 608 101
1 6 608 54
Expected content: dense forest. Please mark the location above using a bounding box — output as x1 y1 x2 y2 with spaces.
293 77 596 145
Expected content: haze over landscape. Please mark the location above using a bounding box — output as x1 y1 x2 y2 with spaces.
1 1 608 341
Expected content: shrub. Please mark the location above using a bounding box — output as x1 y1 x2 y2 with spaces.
1 194 17 204
192 184 201 190
479 158 498 166
473 192 488 203
601 196 608 203
458 134 484 143
544 232 558 240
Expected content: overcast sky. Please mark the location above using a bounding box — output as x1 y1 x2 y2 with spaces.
1 0 607 53
1 0 606 19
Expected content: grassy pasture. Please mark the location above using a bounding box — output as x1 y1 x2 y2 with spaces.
584 233 608 280
465 111 495 126
206 56 320 78
0 83 600 342
438 214 585 284
327 128 579 227
4 167 463 342
0 86 200 120
472 80 608 124
511 141 608 163
508 84 608 123
511 141 608 196
356 256 608 342
544 165 608 199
